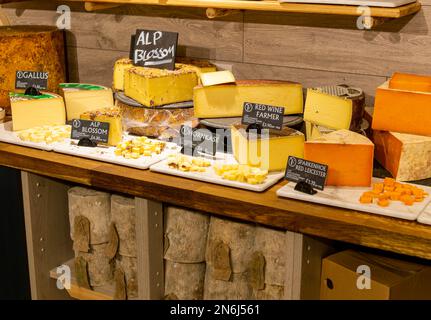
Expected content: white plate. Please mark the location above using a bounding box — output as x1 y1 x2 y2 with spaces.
150 153 284 192
0 121 55 151
417 203 431 225
279 0 415 8
276 178 431 220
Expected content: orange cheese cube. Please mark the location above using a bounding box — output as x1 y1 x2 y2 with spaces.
377 199 390 207
389 72 431 93
304 129 374 187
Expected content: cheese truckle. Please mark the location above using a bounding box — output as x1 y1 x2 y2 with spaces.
10 92 66 131
194 80 303 118
304 129 374 187
231 124 304 172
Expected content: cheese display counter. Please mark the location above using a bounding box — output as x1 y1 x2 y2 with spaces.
2 1 431 301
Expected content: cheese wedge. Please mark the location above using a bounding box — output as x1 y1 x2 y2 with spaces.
305 121 334 141
60 83 114 121
113 58 133 91
231 124 304 172
389 72 431 93
372 81 431 136
10 92 66 131
304 129 374 187
200 70 235 87
194 80 303 118
80 107 123 146
373 130 431 181
124 65 198 107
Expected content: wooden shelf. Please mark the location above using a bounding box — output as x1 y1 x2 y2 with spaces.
50 259 114 300
75 0 421 18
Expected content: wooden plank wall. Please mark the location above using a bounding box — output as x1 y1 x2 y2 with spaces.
1 0 431 104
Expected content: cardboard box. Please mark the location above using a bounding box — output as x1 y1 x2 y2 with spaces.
320 250 431 300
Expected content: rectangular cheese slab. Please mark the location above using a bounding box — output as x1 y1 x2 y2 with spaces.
80 107 123 146
113 58 133 91
200 70 235 87
231 124 304 172
389 72 431 93
194 80 303 118
372 81 431 136
373 130 431 182
60 83 114 121
10 92 66 131
304 129 374 187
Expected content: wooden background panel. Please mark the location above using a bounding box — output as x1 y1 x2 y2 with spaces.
244 8 431 77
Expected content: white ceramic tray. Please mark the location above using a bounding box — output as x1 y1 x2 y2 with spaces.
0 121 55 151
276 178 431 220
417 203 431 225
150 153 284 192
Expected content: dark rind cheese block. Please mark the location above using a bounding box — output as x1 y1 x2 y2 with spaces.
0 25 66 111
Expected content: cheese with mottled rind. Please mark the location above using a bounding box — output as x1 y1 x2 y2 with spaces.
80 107 122 146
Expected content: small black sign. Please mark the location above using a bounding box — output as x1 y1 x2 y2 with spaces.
71 119 110 144
180 126 220 156
285 156 328 191
15 71 48 90
241 102 285 131
132 29 178 70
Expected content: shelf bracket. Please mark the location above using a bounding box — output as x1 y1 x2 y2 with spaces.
363 16 389 29
206 8 240 19
84 2 122 12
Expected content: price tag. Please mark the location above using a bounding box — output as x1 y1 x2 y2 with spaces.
15 71 48 90
241 102 284 131
180 125 220 156
285 156 328 191
132 29 178 70
71 119 110 144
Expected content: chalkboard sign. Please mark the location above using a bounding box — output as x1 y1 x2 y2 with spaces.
180 125 220 156
15 71 48 90
71 119 110 144
285 156 328 191
132 29 178 70
241 102 285 131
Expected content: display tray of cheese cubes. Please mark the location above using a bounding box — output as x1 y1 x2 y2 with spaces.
150 153 284 192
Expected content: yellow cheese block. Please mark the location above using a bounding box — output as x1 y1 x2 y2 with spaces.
60 83 114 121
231 124 304 172
304 89 353 130
10 92 66 131
124 65 198 107
305 121 335 141
175 57 217 74
194 80 303 119
80 107 123 146
113 58 133 91
304 129 374 187
200 70 235 87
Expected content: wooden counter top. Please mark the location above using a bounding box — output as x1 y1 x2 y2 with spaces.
1 141 431 260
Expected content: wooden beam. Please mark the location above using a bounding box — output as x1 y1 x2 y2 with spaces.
84 2 122 12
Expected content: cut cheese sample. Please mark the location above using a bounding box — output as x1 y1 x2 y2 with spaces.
113 58 133 91
10 92 66 131
17 125 71 144
231 124 304 172
200 70 235 87
389 72 431 93
373 130 431 182
372 81 431 136
304 129 374 187
124 65 198 107
194 80 303 118
80 107 123 146
60 83 114 121
305 121 334 141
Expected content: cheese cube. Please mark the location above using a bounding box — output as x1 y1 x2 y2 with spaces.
10 92 66 131
60 83 114 121
231 124 304 172
113 58 133 91
389 72 431 93
372 81 431 136
304 129 374 187
200 70 235 87
373 130 431 182
194 80 303 119
80 107 122 146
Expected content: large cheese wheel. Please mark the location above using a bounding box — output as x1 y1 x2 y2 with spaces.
0 25 66 111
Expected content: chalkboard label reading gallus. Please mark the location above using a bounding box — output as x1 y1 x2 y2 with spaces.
71 119 110 144
285 156 328 191
15 71 48 90
132 29 178 70
241 102 285 131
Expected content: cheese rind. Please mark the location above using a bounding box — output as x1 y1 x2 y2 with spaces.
231 124 304 172
304 129 374 187
373 130 431 181
200 70 235 87
194 80 303 118
80 107 123 146
10 92 66 131
389 72 431 93
60 83 114 121
372 81 431 136
305 121 334 141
